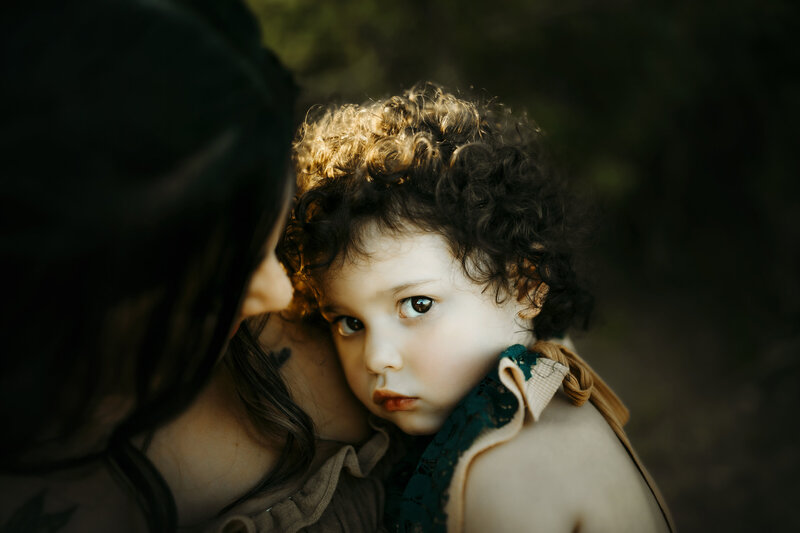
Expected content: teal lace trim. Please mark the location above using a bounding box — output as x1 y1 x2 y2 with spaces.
385 344 540 533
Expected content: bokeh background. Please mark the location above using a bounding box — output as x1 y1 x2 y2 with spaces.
247 0 799 530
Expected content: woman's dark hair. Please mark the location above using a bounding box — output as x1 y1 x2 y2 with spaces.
286 83 593 340
1 0 296 528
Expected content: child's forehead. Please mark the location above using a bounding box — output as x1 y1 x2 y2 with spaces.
329 218 398 249
320 224 455 279
347 222 451 263
318 229 479 301
357 220 423 248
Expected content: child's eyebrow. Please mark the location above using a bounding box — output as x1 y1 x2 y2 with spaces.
318 303 342 318
383 279 437 297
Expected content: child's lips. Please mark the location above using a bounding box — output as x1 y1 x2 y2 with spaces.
372 389 418 412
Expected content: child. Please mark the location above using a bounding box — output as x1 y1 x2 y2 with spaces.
283 83 674 532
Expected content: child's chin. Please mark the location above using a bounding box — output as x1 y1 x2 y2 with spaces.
394 417 442 436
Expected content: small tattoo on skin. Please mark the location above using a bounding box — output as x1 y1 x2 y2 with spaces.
271 347 292 368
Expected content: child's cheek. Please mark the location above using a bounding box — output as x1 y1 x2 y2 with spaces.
336 346 370 406
410 319 488 401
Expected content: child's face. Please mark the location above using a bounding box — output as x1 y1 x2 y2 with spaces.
318 224 535 435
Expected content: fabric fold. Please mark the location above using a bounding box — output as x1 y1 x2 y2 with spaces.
209 421 394 533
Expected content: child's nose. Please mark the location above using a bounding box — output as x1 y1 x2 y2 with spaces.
363 331 403 374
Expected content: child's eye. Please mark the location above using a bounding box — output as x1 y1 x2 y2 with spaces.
334 316 364 336
399 296 433 318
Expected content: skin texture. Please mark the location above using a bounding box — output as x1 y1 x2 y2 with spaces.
145 365 278 525
259 318 371 445
463 394 670 533
319 224 536 436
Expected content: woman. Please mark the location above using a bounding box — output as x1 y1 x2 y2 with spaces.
148 314 383 532
1 0 302 530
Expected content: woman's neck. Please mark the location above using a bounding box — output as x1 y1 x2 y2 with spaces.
145 364 282 527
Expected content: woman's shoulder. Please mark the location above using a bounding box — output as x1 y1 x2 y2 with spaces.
462 392 669 533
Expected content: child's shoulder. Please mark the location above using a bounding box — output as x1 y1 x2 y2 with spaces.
461 392 669 533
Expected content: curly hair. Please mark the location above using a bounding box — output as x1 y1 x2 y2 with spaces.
284 83 593 340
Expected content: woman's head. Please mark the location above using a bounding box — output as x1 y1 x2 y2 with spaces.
286 82 592 341
1 0 297 466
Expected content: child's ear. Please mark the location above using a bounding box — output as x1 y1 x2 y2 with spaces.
517 282 549 320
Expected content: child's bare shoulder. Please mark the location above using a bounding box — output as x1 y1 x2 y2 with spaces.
463 392 669 533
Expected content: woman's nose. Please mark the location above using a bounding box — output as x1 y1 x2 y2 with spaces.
240 254 293 320
363 331 403 374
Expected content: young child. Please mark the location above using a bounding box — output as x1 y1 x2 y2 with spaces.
283 83 674 532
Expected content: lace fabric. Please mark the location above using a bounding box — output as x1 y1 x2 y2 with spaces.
385 344 538 533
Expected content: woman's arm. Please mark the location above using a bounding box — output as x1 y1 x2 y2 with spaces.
463 393 669 533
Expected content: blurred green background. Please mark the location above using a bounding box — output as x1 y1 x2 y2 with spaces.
247 0 799 530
